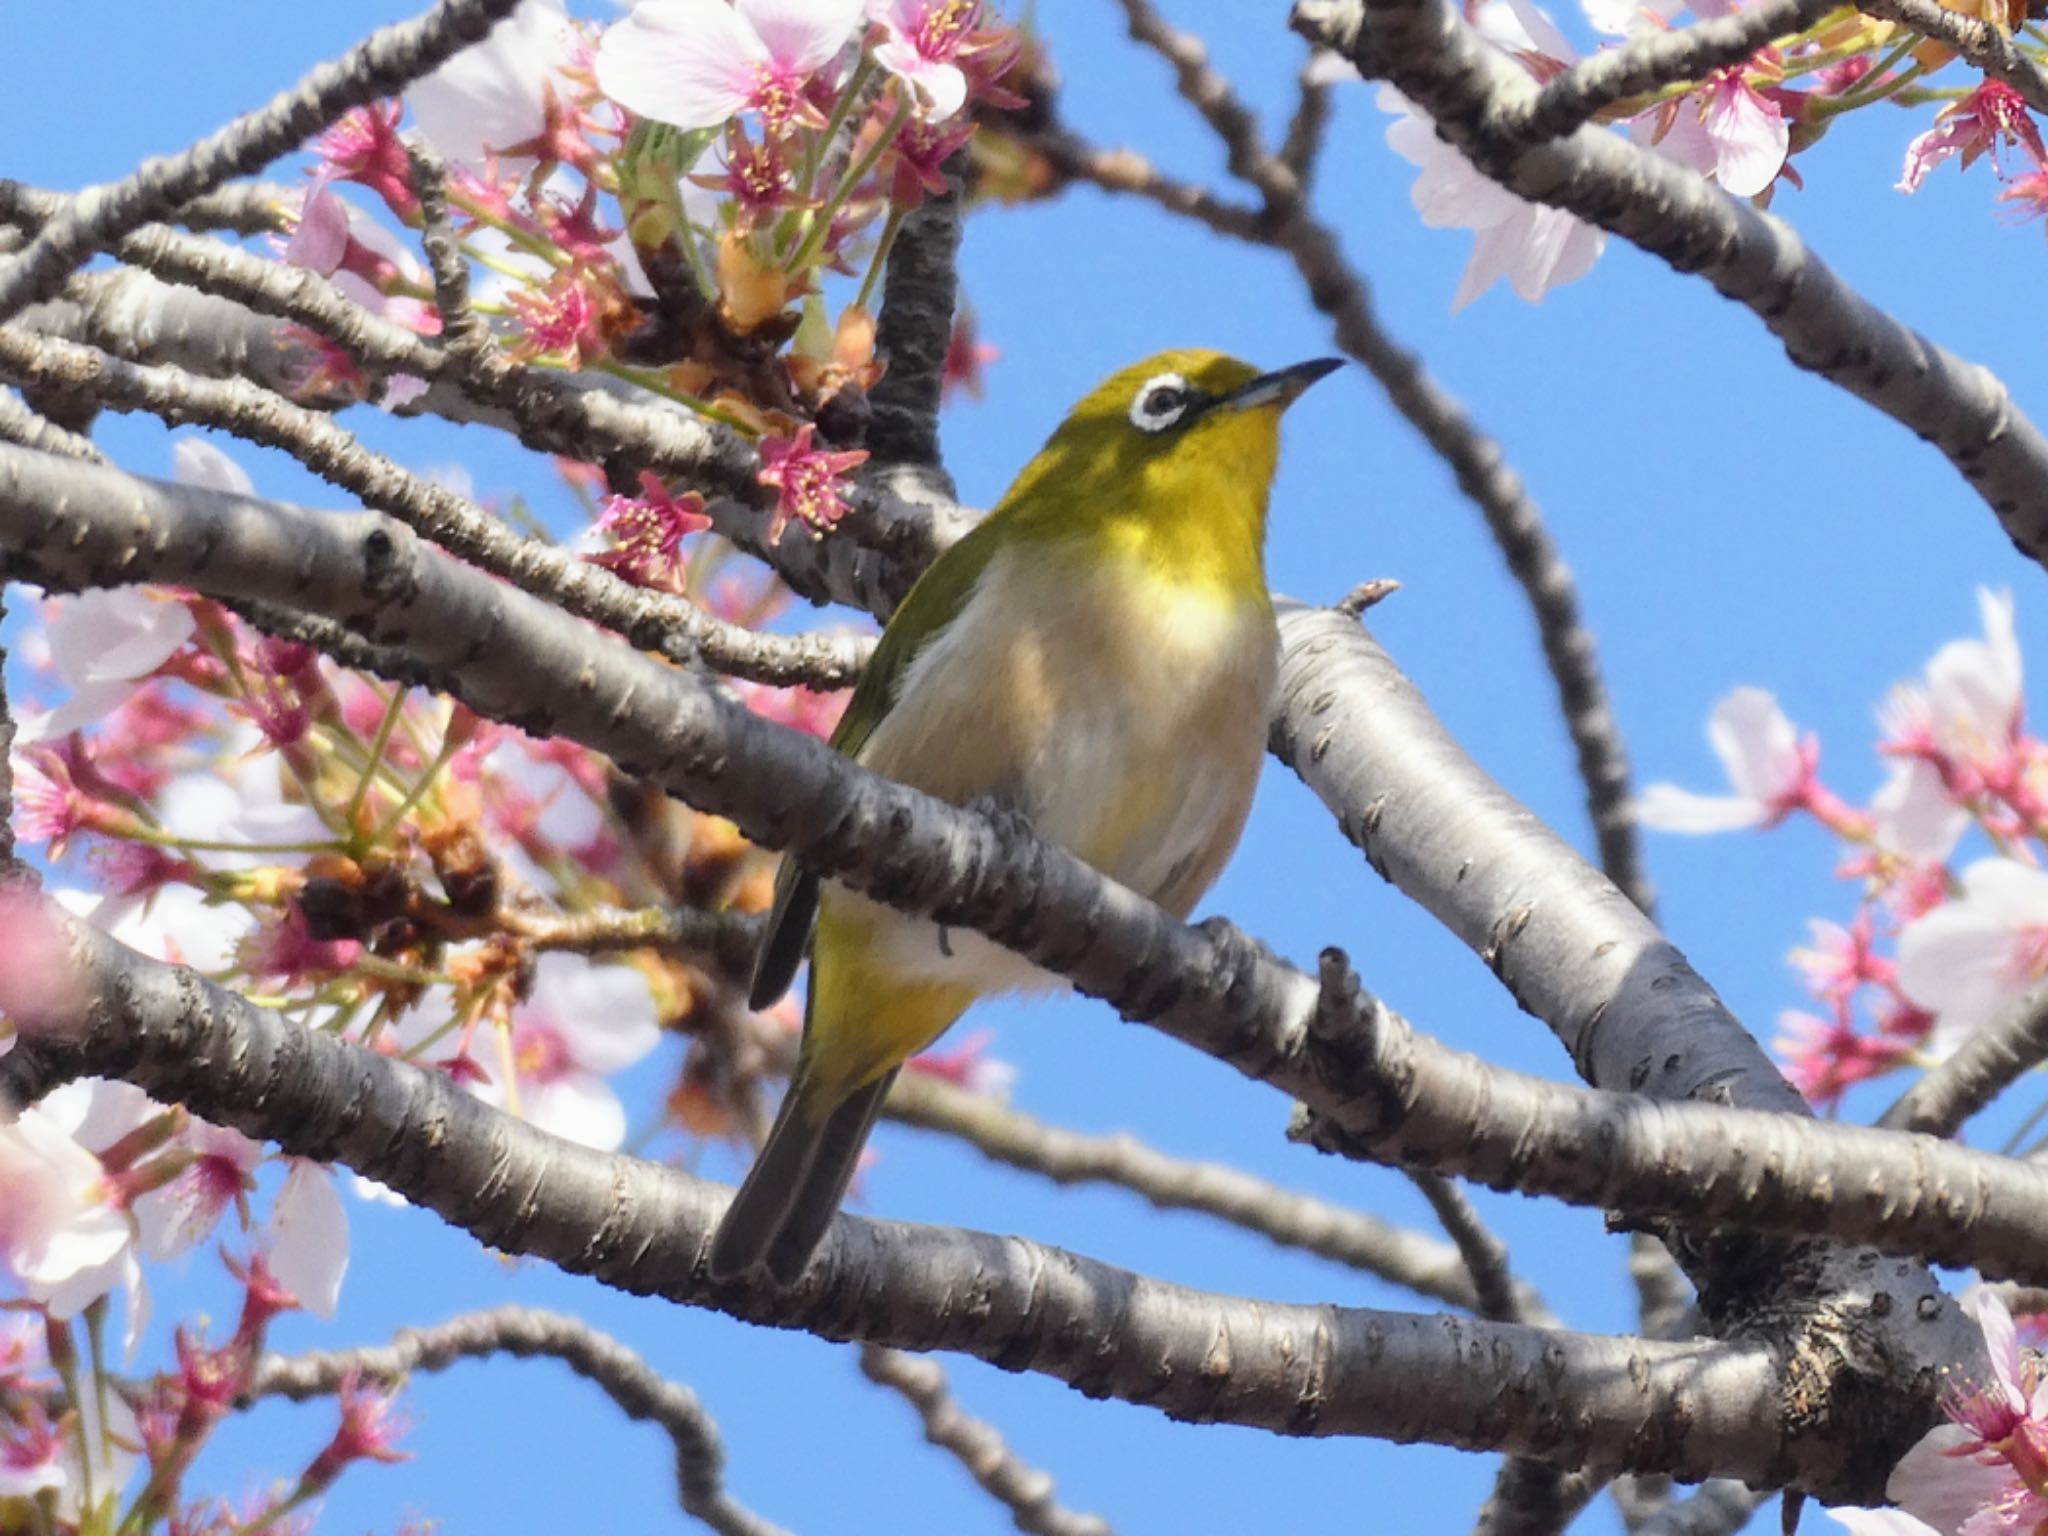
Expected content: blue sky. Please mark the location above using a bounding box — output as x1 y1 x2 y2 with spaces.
7 2 2048 1532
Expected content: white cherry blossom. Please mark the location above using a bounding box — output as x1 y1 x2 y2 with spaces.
1637 688 1810 833
1896 858 2048 1057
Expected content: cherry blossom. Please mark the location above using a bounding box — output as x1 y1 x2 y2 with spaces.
1873 589 2028 860
1635 69 1790 197
408 0 583 174
0 1106 133 1319
1380 85 1604 310
300 1372 409 1492
1899 81 2047 194
756 423 869 541
590 471 712 590
19 588 195 743
0 1404 66 1500
131 1118 262 1262
473 954 662 1150
869 0 985 120
1896 859 2048 1058
1638 688 1845 833
1883 1283 2048 1533
595 0 865 134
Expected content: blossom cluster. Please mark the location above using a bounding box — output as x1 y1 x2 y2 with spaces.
290 0 1018 542
0 426 1016 1528
1352 0 2048 309
1641 588 2046 1110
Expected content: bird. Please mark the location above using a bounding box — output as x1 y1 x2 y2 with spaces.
708 347 1342 1284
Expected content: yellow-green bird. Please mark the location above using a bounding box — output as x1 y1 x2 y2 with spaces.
710 347 1340 1284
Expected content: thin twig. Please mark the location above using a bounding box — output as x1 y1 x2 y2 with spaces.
856 1347 1113 1536
886 1070 1511 1310
0 323 876 690
1510 0 1838 143
502 904 763 980
405 142 495 362
246 1305 785 1536
1860 0 2048 112
1278 58 1335 191
0 0 530 325
1408 1172 1529 1324
1880 981 2048 1137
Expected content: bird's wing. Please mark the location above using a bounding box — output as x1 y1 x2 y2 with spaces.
747 517 1005 1010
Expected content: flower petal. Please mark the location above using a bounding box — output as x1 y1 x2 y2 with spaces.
596 0 766 130
270 1159 349 1319
1634 784 1765 833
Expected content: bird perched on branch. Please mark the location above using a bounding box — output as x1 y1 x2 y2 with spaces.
709 347 1341 1284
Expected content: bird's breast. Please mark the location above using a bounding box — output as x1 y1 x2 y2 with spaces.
843 545 1277 995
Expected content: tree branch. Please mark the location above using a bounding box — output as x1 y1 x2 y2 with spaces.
866 163 962 481
0 450 2035 1306
1858 0 2048 113
0 0 530 325
247 1305 785 1536
1880 980 2048 1137
1511 0 1837 144
0 324 876 690
855 1347 1112 1536
885 1069 1507 1310
0 916 1832 1490
1290 0 2048 571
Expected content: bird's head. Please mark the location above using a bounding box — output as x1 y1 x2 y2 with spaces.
998 349 1341 568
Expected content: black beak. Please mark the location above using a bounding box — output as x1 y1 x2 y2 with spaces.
1223 357 1344 412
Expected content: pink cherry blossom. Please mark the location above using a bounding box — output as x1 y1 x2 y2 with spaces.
20 588 196 744
590 472 713 590
408 0 583 174
1874 590 2028 860
132 1118 262 1261
0 1107 133 1318
310 101 417 220
869 0 985 120
596 0 866 134
1885 1283 2048 1534
474 954 662 1150
1639 688 1863 834
1636 70 1789 198
0 1404 66 1500
756 423 869 541
1897 859 2048 1058
1380 85 1604 311
1899 81 2047 194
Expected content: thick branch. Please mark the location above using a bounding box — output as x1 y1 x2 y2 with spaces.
0 451 2035 1303
3 919 1816 1485
1291 0 2048 570
1271 603 1785 1117
866 165 962 479
0 0 529 325
248 1306 783 1536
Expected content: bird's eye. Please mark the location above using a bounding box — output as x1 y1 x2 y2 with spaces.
1129 373 1194 433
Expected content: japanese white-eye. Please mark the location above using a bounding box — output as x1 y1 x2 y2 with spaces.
709 347 1341 1283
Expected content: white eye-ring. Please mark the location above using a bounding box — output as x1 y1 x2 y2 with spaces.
1129 372 1194 433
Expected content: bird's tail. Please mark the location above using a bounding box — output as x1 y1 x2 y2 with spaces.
707 1063 898 1286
